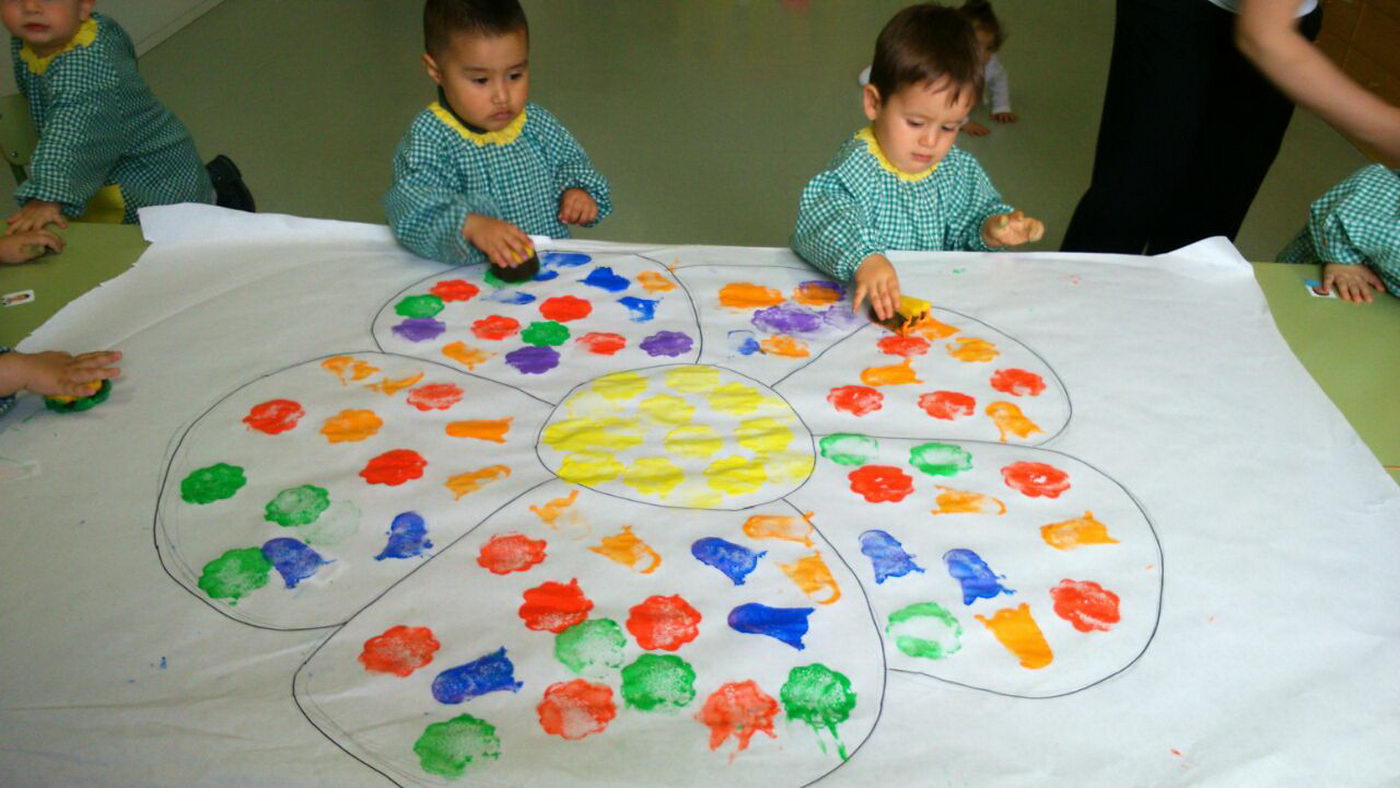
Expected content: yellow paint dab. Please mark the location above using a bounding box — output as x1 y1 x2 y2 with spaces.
543 417 645 453
860 358 922 386
638 395 696 426
766 452 816 483
911 315 959 340
931 486 1007 516
948 337 999 362
986 402 1043 442
321 409 382 443
592 372 649 401
588 525 661 573
778 551 841 604
1040 511 1119 551
637 270 677 292
759 334 810 358
446 418 512 443
975 603 1054 669
564 390 615 420
704 455 768 495
557 452 625 486
365 371 424 395
623 457 685 495
742 512 815 546
708 382 765 416
664 424 724 459
529 489 579 527
665 366 720 394
735 418 795 454
442 341 494 370
718 282 786 309
322 355 379 384
445 465 510 500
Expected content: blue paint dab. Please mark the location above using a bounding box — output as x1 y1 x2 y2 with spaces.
583 266 630 292
375 512 433 560
727 603 814 650
943 548 1014 605
691 537 765 585
617 296 659 322
533 269 559 282
261 537 329 588
859 530 925 584
489 289 537 305
727 330 761 357
159 657 168 669
431 647 523 704
541 251 592 268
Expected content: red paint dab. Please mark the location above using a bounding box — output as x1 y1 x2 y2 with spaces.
430 279 479 302
877 334 931 357
990 368 1047 397
360 449 427 486
697 680 779 753
519 579 594 633
538 679 616 740
1002 461 1071 498
627 594 702 651
828 385 884 416
539 295 593 322
1050 579 1121 632
243 399 305 434
406 383 464 411
575 332 627 355
848 465 915 503
358 625 440 677
918 390 976 420
477 533 548 574
471 314 521 341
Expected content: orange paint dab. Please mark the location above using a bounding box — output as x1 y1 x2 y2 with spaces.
919 390 976 420
358 625 440 677
445 465 510 500
538 679 616 740
975 603 1053 669
931 485 1007 516
519 578 594 633
777 552 841 604
948 337 999 362
986 401 1043 442
697 680 780 754
860 358 921 386
1040 511 1119 550
365 371 424 396
637 270 677 292
911 314 959 340
321 409 383 443
759 334 810 358
445 418 512 443
742 512 815 546
529 489 580 528
589 526 661 573
877 334 930 357
322 355 379 384
719 282 786 309
792 280 843 306
627 594 702 650
441 341 494 370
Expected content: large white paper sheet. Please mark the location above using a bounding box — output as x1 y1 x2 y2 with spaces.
2 206 1396 786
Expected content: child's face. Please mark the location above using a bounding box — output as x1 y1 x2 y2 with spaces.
863 79 975 175
423 28 529 132
973 26 995 66
1 0 93 57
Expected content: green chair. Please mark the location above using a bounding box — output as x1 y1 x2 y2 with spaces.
0 93 37 186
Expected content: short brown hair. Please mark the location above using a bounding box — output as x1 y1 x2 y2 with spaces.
960 0 1006 52
868 4 982 104
424 0 528 56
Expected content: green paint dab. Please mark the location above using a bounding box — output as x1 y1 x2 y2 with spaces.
414 714 501 779
908 442 972 477
180 463 247 504
556 618 627 677
521 321 570 347
396 294 445 319
819 433 879 467
197 547 271 604
264 485 330 526
781 663 857 759
620 653 696 711
483 269 522 289
886 601 963 660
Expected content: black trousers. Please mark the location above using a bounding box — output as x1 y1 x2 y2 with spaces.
1061 0 1322 254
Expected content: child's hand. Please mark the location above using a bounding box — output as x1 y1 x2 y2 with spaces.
1 350 122 399
0 230 64 263
7 200 66 236
1321 262 1385 304
853 253 901 322
982 210 1045 248
963 120 991 137
992 112 1019 124
463 214 534 268
559 189 598 225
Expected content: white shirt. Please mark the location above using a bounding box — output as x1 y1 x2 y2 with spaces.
1203 0 1318 15
984 54 1011 114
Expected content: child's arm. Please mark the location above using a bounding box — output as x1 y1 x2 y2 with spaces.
791 172 901 319
986 55 1016 123
0 230 65 263
0 348 121 400
1303 164 1399 304
10 88 128 232
940 151 1030 251
531 106 612 228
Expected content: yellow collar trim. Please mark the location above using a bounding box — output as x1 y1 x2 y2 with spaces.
20 16 98 76
855 126 937 183
429 102 526 146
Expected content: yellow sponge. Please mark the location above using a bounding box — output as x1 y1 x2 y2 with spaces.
876 295 932 335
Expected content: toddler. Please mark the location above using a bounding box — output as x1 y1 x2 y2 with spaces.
1278 164 1398 304
2 0 216 230
0 345 120 417
385 0 612 269
794 3 1043 321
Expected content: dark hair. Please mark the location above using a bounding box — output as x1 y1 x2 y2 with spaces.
868 4 982 105
959 0 1006 52
424 0 528 56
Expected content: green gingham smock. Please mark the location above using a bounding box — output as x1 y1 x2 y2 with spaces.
0 345 11 417
11 13 213 222
384 101 612 265
791 127 1013 281
1278 164 1400 297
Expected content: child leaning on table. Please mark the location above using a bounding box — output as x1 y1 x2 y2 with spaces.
384 0 612 270
1278 164 1399 304
2 0 218 231
792 3 1043 321
0 345 120 417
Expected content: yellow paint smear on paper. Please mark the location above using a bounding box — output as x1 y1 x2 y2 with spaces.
665 366 720 394
742 512 815 546
1040 511 1119 551
637 270 677 292
529 489 579 527
707 383 767 416
442 341 494 370
759 334 810 358
592 372 649 401
930 486 1007 516
322 355 379 384
766 453 816 483
445 465 510 500
664 424 724 459
321 409 382 443
778 552 841 605
557 452 625 486
975 603 1054 669
910 315 959 340
704 455 768 495
543 417 645 453
735 418 795 454
860 358 922 386
986 402 1043 442
719 282 785 309
446 418 512 443
623 457 685 495
588 525 661 573
948 337 999 362
639 395 696 426
365 372 424 396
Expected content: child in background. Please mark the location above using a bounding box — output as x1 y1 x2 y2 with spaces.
795 3 1043 321
0 346 120 418
1278 164 1398 304
385 0 611 269
2 0 216 230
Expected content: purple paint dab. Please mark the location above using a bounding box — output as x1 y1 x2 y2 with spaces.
505 345 560 374
639 331 693 358
393 318 448 343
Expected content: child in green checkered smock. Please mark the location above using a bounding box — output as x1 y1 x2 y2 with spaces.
6 11 213 227
1278 164 1399 304
791 4 1042 321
